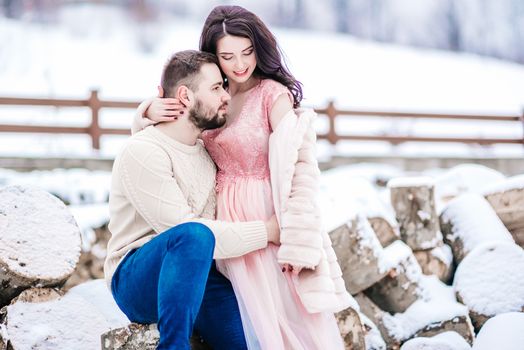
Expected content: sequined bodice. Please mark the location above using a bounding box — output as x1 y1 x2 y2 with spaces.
202 81 272 188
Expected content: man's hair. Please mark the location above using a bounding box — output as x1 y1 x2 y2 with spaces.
161 50 219 98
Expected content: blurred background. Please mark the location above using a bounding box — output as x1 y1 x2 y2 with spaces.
0 0 523 166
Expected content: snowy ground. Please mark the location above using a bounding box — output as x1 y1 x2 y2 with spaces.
0 4 523 159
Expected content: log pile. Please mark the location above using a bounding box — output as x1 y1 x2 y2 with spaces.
2 166 524 349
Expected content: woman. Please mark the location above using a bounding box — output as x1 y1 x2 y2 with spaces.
135 5 351 349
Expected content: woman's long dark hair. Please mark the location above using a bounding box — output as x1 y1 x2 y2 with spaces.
199 5 303 108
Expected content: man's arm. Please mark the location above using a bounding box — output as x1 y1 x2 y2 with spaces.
118 140 269 258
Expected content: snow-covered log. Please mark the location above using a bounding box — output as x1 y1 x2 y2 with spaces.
453 242 524 331
0 287 110 349
354 293 402 349
413 245 453 283
334 307 366 350
388 177 442 250
368 217 400 247
357 312 386 350
365 241 423 314
0 186 81 306
100 323 211 350
472 312 524 350
484 176 524 248
400 331 471 350
329 214 390 295
440 193 514 264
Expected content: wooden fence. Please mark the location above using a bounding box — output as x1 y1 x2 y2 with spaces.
0 89 523 150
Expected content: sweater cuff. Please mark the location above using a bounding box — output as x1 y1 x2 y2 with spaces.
239 220 268 251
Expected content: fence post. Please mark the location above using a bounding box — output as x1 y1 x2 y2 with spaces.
326 100 337 145
88 89 101 150
521 108 524 146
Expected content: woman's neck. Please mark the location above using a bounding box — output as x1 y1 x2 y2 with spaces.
227 76 261 96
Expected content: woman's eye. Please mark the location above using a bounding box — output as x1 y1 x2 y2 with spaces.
244 50 253 56
221 56 232 61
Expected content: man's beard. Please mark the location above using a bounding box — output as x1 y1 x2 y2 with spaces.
188 99 227 131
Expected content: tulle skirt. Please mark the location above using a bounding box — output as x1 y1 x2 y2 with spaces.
215 177 344 350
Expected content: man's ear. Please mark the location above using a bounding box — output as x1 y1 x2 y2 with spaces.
176 85 193 107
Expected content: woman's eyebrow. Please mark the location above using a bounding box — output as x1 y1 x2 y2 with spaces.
218 45 253 55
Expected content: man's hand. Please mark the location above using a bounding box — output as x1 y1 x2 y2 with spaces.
265 215 280 245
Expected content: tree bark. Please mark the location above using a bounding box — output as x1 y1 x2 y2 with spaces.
389 179 442 250
329 214 389 295
440 193 514 264
485 187 524 248
412 245 453 283
365 241 423 314
335 307 366 350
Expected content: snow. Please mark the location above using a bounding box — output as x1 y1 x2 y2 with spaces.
5 291 111 349
453 242 524 316
0 186 81 279
349 213 391 274
384 275 471 341
387 176 435 189
430 245 454 268
472 312 524 350
319 171 398 232
382 241 425 299
482 174 524 195
440 193 514 253
400 331 471 350
67 279 129 329
1 5 524 159
430 164 506 213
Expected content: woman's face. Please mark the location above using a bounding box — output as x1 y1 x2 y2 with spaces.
216 35 257 85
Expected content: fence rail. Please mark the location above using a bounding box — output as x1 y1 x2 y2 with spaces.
0 89 523 149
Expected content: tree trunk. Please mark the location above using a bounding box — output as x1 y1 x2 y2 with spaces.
368 216 400 247
485 187 524 248
388 178 442 250
335 307 366 350
0 186 81 306
365 241 423 314
412 245 453 283
101 323 211 350
440 193 514 263
329 214 389 295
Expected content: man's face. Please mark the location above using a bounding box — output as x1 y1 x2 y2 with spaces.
188 63 230 130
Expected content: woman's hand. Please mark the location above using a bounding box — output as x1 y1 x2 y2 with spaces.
265 215 280 246
145 97 188 122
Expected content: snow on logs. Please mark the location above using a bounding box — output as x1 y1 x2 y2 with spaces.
365 241 424 314
440 193 514 264
0 287 110 349
329 214 390 295
0 186 81 306
453 242 524 331
483 174 524 248
100 323 212 350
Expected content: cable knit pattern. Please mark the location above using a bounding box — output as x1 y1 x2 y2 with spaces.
269 108 352 313
104 126 268 288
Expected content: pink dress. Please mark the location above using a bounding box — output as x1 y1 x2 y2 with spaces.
202 79 344 350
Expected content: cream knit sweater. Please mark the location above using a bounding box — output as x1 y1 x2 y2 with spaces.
104 126 268 287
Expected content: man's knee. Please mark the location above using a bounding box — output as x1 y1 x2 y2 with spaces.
165 222 215 255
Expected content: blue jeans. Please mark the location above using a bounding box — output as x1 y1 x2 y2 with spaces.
111 222 247 350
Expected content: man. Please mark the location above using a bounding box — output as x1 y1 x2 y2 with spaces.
104 50 279 350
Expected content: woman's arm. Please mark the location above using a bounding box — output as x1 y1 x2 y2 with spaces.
269 94 293 131
131 97 187 135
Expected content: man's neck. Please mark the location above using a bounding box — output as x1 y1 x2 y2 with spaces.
154 120 200 146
